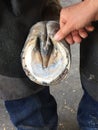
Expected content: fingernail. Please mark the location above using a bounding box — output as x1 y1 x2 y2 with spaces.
54 32 61 41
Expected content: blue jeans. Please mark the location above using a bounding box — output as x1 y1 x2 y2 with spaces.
5 87 98 130
5 87 58 130
77 88 98 130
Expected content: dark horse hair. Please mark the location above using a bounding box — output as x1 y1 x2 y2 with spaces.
0 0 61 77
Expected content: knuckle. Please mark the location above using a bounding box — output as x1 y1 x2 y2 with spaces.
60 8 67 17
60 9 63 16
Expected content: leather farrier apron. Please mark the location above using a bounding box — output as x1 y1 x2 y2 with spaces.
80 22 98 101
0 0 46 100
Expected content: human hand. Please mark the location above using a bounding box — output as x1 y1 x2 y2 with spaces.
54 0 98 44
64 25 94 44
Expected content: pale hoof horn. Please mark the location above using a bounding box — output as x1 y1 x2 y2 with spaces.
21 21 71 86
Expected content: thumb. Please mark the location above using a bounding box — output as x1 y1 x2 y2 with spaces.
54 24 73 41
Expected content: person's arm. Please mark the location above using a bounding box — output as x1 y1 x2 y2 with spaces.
54 0 98 44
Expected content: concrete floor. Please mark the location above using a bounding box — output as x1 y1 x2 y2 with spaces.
0 0 83 130
51 44 83 130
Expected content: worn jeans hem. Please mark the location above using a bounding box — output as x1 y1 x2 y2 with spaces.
80 127 98 130
18 126 57 130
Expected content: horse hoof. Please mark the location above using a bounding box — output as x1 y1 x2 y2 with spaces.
21 21 71 86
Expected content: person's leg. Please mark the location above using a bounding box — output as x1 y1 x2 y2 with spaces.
77 87 98 130
78 21 98 130
5 87 58 130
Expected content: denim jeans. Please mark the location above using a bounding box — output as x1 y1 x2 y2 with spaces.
5 86 98 130
5 87 58 130
77 87 98 130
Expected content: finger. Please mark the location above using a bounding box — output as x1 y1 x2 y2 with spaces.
54 23 73 41
72 30 82 43
85 25 95 32
79 28 88 38
60 9 66 28
65 34 74 44
60 18 66 28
